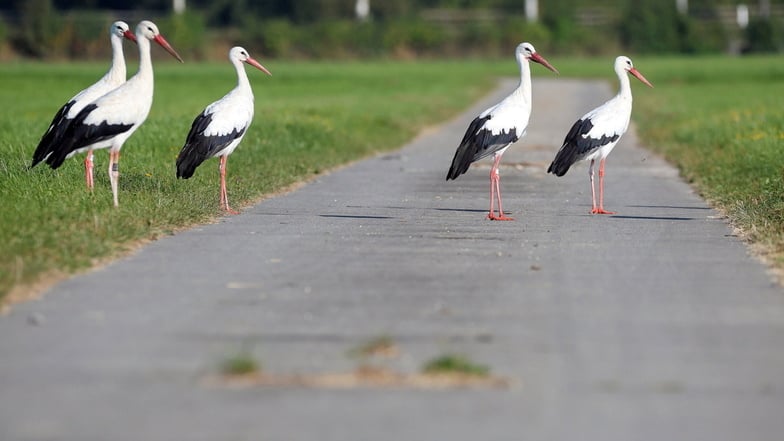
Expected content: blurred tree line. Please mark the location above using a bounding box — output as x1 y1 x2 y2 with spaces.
0 0 782 60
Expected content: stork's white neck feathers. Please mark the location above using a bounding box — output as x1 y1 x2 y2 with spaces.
512 51 533 105
133 36 154 84
232 57 254 98
105 31 127 85
615 61 633 102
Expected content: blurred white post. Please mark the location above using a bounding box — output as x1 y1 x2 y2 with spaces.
525 0 538 23
356 0 370 21
173 0 186 14
737 4 749 28
676 0 688 14
759 0 771 19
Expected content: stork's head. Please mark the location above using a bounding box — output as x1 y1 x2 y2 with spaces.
136 20 184 63
230 46 272 76
111 21 136 43
516 42 559 74
616 56 653 88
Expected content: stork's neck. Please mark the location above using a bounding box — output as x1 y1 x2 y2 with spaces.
513 56 533 104
233 60 253 97
106 34 126 84
617 68 633 101
134 36 154 83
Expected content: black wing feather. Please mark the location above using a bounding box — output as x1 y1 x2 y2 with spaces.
175 111 246 179
446 114 518 180
31 100 77 168
44 103 134 170
547 118 619 177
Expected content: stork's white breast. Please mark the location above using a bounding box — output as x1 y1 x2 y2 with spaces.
581 96 632 141
478 98 530 137
202 90 254 137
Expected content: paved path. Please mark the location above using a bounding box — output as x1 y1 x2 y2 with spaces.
2 79 783 441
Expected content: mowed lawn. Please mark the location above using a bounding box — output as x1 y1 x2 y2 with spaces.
2 55 783 302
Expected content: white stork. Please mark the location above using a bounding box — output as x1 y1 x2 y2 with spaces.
43 20 183 207
446 42 558 221
175 46 271 214
547 56 653 214
30 21 136 189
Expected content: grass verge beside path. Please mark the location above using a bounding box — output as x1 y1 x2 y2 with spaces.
560 55 784 272
0 59 511 302
634 56 784 268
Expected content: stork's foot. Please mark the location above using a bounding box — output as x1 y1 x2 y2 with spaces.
488 213 514 221
590 208 616 215
221 206 240 215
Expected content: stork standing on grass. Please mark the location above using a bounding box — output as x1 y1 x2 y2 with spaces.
175 46 271 214
547 56 653 214
43 20 184 207
30 21 137 189
446 42 558 221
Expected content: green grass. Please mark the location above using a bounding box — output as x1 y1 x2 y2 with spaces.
0 59 515 300
220 352 260 376
422 354 489 377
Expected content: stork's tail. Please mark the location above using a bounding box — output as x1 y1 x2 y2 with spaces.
547 141 582 177
31 104 74 169
446 156 470 181
547 156 572 177
176 145 207 179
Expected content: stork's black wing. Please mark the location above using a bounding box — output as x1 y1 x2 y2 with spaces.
547 118 619 177
31 100 77 168
44 103 134 170
175 111 246 179
446 114 518 180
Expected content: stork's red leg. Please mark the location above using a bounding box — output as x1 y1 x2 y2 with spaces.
488 153 513 221
488 165 497 220
493 174 514 221
84 149 94 191
219 156 239 215
592 159 615 215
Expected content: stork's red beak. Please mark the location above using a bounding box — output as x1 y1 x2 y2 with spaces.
245 56 272 76
123 30 137 43
153 34 184 63
629 67 653 88
530 52 559 75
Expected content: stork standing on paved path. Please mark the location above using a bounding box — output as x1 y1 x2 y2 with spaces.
446 42 558 220
175 46 271 214
547 56 653 214
42 20 183 207
30 21 137 190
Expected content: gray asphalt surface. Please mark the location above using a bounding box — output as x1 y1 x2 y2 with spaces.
2 78 784 441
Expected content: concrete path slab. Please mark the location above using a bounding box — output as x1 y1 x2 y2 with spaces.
2 78 783 441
